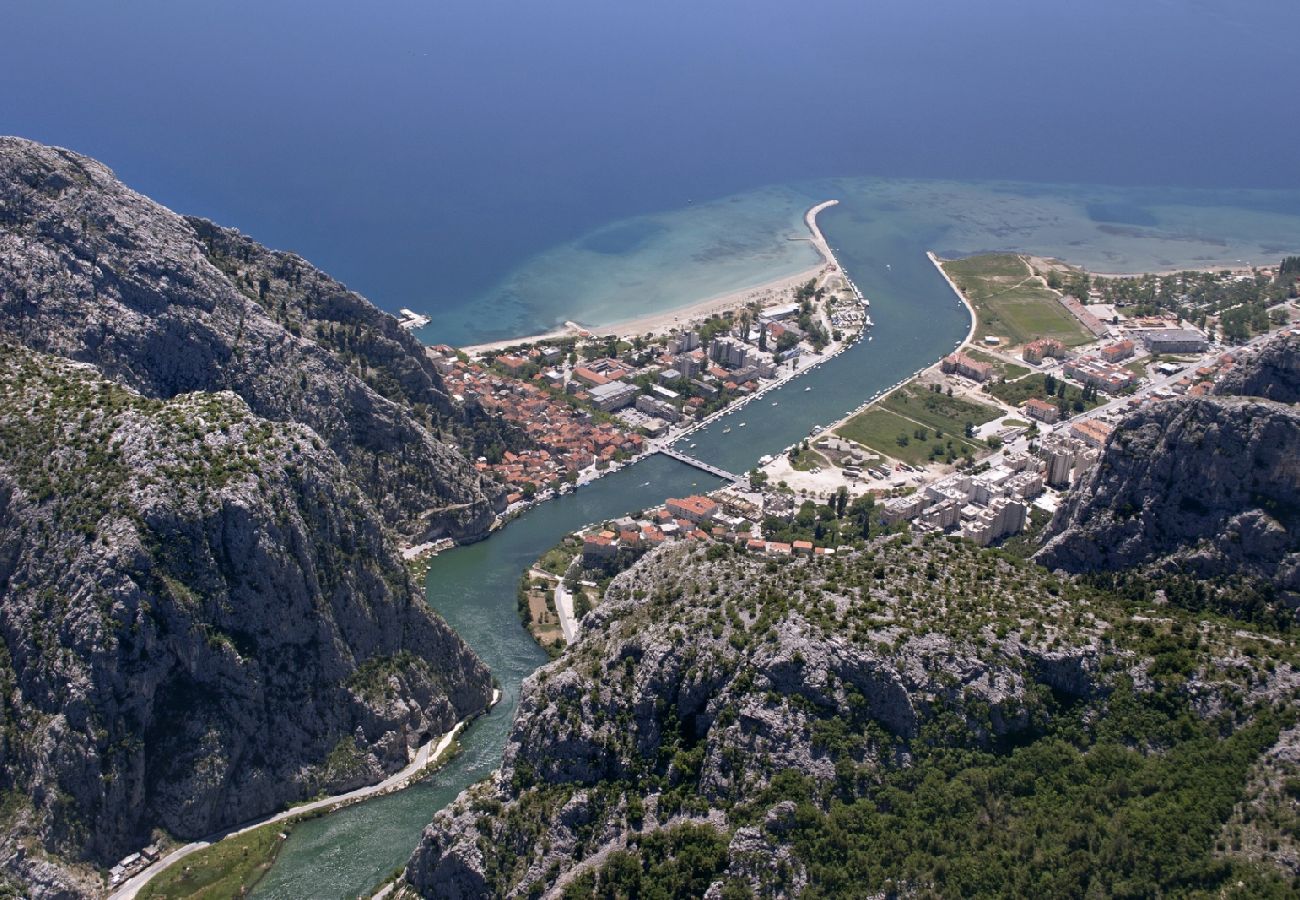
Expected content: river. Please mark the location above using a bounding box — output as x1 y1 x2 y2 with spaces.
252 210 970 897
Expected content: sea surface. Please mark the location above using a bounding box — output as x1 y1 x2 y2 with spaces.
6 1 1300 345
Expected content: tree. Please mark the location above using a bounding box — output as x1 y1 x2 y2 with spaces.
964 420 975 439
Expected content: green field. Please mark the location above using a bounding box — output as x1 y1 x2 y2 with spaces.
986 373 1101 414
837 385 1000 466
137 820 287 900
942 253 1093 348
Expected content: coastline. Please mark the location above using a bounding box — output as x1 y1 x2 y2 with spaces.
460 201 841 354
109 689 502 900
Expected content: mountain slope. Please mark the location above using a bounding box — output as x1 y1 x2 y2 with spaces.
401 538 1297 898
0 136 511 542
0 345 494 895
1037 333 1300 614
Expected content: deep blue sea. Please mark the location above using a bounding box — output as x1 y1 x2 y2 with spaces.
5 1 1300 345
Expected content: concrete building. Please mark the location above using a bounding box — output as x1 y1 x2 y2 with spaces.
710 337 749 369
1142 328 1208 354
588 381 639 411
960 498 1028 546
668 331 700 354
636 394 681 423
1022 397 1061 424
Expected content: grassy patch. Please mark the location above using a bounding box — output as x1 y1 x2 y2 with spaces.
943 254 1093 348
836 402 985 467
882 384 1001 435
789 446 829 472
137 820 287 900
985 373 1101 415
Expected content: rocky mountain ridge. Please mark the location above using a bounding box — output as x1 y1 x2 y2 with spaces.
1038 332 1300 611
0 345 495 896
0 136 512 543
403 535 1297 898
0 138 506 897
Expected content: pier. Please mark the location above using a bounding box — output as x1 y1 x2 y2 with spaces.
657 446 742 482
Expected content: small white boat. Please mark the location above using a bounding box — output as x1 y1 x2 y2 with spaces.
804 386 812 392
722 427 732 434
772 401 779 406
739 422 747 428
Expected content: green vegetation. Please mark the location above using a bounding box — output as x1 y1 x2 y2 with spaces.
787 443 829 472
1086 260 1297 344
563 824 735 899
836 383 999 466
753 700 1289 899
942 253 1093 348
136 820 289 900
985 372 1102 415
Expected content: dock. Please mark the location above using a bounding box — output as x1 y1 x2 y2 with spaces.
657 445 742 482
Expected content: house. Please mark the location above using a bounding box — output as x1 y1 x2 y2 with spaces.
1022 397 1060 424
1099 339 1135 362
940 352 992 382
666 495 720 524
1069 419 1114 449
1022 338 1065 365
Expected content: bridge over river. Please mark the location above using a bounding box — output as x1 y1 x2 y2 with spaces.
655 445 742 482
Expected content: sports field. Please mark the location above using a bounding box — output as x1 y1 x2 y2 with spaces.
942 253 1093 348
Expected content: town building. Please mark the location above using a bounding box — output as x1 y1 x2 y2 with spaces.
588 381 639 411
1142 328 1208 354
666 495 720 524
1069 419 1114 449
1022 338 1066 365
1099 339 1135 362
940 352 993 382
1021 397 1061 424
1063 356 1135 393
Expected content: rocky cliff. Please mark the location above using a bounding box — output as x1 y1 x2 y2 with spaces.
0 136 513 543
1214 332 1300 403
1037 333 1300 609
0 137 506 896
0 346 494 895
402 537 1297 898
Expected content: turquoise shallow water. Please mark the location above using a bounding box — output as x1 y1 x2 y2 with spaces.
419 178 1300 346
255 181 1300 895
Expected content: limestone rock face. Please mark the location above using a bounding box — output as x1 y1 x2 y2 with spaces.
1037 334 1300 596
404 540 1105 898
0 348 493 896
1214 332 1300 403
0 137 506 895
0 136 508 543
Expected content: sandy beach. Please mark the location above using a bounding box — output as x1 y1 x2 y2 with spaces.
459 201 840 354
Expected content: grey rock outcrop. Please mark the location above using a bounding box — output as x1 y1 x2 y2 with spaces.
0 347 493 895
0 137 509 896
404 538 1107 898
1037 334 1300 598
0 136 510 543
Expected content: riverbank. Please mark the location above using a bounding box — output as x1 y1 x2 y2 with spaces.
110 690 501 900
